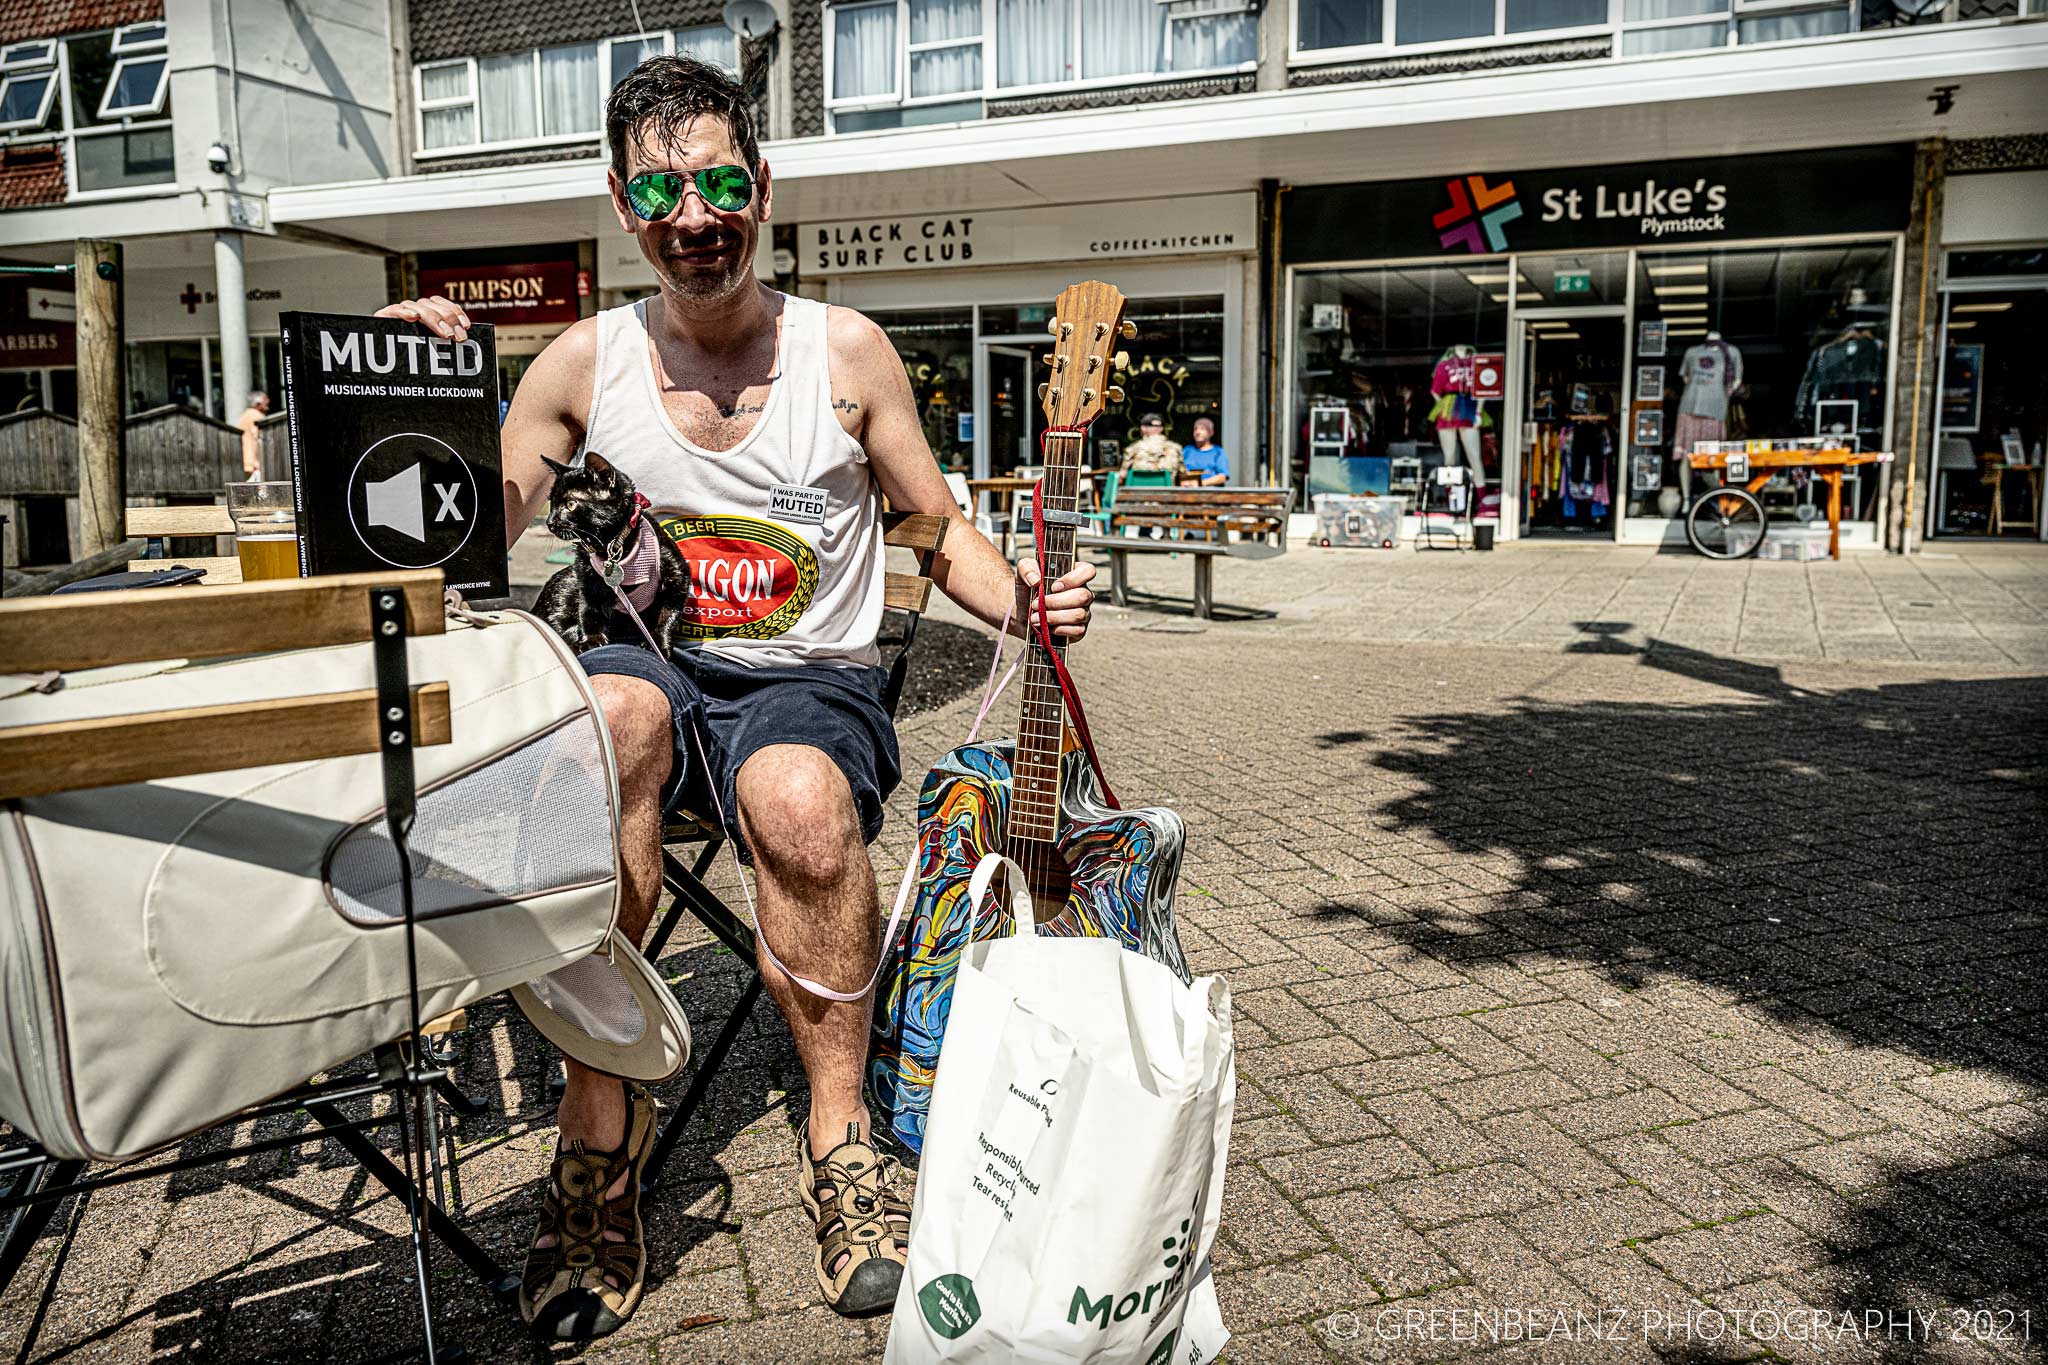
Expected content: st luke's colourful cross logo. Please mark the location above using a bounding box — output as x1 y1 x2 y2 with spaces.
1433 175 1522 254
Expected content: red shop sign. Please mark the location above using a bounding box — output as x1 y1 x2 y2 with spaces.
418 258 580 325
1472 352 1506 400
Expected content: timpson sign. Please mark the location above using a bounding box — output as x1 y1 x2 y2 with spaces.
806 194 1256 275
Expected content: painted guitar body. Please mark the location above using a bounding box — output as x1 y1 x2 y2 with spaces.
867 741 1189 1160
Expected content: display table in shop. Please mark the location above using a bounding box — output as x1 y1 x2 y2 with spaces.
1686 444 1893 561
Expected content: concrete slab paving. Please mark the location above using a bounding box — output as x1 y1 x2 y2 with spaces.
3 533 2043 1363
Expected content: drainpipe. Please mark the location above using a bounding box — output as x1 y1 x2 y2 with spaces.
215 230 252 423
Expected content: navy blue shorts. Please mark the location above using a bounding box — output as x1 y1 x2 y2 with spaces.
579 644 901 862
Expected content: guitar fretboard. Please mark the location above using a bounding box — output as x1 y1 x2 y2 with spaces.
1007 431 1085 845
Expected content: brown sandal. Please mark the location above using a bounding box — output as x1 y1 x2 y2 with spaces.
520 1083 662 1339
797 1120 912 1316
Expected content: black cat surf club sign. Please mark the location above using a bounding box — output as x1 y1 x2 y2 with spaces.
280 311 508 597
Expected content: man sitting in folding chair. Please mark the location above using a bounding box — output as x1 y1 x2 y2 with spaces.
380 54 1095 1338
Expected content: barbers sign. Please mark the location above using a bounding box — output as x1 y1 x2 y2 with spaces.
805 194 1256 275
1282 144 1914 262
280 312 508 597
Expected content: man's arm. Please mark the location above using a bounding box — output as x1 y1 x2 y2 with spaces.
239 418 260 477
827 307 1094 641
374 295 594 547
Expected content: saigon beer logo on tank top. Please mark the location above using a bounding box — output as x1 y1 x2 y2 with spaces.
655 512 820 641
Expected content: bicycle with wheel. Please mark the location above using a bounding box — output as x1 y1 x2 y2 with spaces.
1684 442 1894 561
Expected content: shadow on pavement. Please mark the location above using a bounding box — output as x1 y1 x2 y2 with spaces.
1327 642 2047 1339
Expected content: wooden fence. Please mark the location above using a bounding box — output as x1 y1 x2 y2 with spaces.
0 405 292 498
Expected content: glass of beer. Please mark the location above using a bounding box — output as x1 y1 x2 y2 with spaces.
226 481 300 581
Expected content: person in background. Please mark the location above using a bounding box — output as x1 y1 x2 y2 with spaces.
234 389 271 479
1120 412 1183 477
1181 416 1228 486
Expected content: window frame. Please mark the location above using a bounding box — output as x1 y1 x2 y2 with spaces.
0 40 56 72
826 0 1259 133
107 22 168 55
96 53 170 119
0 69 59 132
0 27 177 201
1287 0 1902 66
411 26 739 159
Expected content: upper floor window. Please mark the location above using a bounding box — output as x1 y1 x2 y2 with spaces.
1293 0 1884 60
828 0 1258 133
0 25 174 193
415 24 738 156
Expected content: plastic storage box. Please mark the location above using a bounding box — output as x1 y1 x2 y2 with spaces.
1314 494 1404 548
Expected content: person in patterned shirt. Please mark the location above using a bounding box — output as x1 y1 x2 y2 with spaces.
1120 412 1184 476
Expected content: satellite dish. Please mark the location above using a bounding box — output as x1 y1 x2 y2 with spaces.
722 0 779 39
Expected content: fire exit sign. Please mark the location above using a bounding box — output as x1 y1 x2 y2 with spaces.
1554 271 1592 295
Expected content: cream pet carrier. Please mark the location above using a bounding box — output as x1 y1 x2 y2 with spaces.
0 588 684 1164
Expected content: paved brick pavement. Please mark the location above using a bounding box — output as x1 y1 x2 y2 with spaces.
1096 539 2048 668
5 546 2046 1364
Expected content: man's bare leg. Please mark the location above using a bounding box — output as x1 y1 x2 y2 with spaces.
733 743 880 1159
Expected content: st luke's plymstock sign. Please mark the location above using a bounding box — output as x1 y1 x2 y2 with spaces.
1281 144 1914 263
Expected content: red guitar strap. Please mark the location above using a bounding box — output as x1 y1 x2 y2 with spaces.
1031 464 1120 811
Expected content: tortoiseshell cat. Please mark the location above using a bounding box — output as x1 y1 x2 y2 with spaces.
533 452 690 656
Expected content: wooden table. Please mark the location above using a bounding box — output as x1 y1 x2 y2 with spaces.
1985 462 2042 537
1686 446 1893 560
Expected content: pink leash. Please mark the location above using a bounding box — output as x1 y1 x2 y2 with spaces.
603 570 1023 1003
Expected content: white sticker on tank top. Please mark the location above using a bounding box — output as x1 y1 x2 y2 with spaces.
769 483 829 525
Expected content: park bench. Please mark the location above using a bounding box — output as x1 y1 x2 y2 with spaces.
1076 485 1291 620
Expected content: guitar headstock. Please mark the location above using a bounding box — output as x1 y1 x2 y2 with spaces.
1038 280 1134 431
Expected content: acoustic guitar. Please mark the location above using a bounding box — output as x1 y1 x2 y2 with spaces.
869 280 1192 1160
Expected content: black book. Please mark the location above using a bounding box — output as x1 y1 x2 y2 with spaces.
279 311 507 597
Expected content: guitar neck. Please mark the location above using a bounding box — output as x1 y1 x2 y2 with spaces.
1008 432 1085 846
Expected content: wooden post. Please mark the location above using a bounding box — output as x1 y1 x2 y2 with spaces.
74 239 125 558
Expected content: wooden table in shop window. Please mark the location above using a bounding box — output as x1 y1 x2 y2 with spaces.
1686 446 1893 561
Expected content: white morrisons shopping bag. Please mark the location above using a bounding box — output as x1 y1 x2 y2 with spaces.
885 854 1235 1365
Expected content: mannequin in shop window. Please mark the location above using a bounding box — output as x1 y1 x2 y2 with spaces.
1429 345 1488 487
1675 331 1743 508
1559 395 1613 529
1796 300 1885 442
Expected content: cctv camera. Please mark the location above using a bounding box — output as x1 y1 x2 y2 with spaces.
206 142 232 173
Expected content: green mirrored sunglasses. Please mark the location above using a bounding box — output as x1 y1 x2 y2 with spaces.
624 165 754 220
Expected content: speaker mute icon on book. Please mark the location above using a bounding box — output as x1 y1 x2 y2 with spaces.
363 462 426 542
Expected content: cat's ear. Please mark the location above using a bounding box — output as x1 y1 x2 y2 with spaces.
539 454 574 479
582 451 616 479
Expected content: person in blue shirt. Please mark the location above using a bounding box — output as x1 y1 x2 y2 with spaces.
1182 417 1229 485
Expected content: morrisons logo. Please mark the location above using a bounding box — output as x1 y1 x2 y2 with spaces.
1067 1216 1193 1333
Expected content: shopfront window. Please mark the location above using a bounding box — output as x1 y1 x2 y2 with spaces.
871 306 975 471
1629 242 1893 521
1292 265 1508 501
1934 287 2047 537
1107 297 1226 461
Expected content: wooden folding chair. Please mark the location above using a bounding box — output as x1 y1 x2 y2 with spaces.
637 511 947 1186
0 569 514 1363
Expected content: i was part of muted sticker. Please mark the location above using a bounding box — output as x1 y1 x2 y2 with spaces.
770 482 829 525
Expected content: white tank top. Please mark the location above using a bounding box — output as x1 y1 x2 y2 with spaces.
584 293 883 670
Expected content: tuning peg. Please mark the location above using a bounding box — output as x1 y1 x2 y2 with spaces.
1059 322 1074 340
1041 352 1054 366
1038 382 1050 402
1046 317 1059 336
1107 386 1125 404
1119 320 1136 339
1113 351 1129 371
1082 387 1098 406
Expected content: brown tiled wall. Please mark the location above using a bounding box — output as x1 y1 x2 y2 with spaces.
0 142 66 210
0 0 159 45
